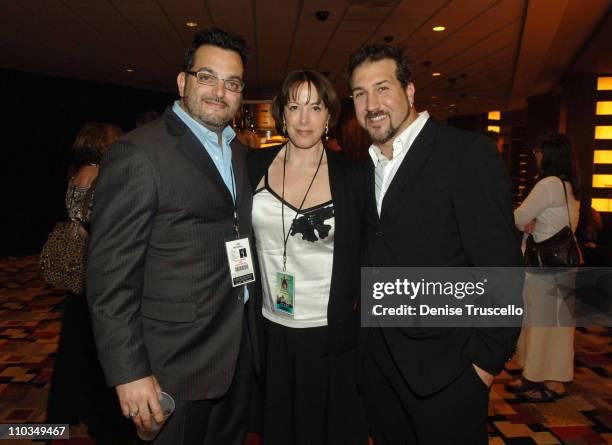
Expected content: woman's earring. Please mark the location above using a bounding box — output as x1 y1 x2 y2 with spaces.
282 120 287 135
325 121 329 140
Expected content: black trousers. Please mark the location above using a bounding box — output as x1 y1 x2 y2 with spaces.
363 329 489 445
152 313 253 445
46 292 136 444
262 321 368 445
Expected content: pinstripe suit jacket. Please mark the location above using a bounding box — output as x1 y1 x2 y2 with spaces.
86 107 255 401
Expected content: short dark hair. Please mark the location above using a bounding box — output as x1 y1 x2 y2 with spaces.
72 122 123 166
182 28 249 72
271 69 341 134
346 43 412 89
538 133 581 200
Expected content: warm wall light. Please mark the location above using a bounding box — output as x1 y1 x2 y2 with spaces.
185 21 198 28
592 198 612 212
594 150 612 164
595 126 612 139
126 68 135 73
488 111 501 120
432 72 441 77
597 77 612 91
432 26 446 31
596 101 612 115
592 174 612 188
487 125 500 133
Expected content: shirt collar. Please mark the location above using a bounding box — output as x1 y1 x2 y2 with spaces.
172 100 236 145
369 110 429 167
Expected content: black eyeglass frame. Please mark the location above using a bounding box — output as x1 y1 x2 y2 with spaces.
186 70 245 93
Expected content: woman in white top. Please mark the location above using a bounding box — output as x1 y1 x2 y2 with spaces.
249 70 367 445
507 133 581 402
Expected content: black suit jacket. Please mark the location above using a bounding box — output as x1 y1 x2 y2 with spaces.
87 107 258 402
365 118 523 396
248 147 364 353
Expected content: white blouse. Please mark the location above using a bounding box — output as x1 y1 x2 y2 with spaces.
252 181 335 328
514 176 580 242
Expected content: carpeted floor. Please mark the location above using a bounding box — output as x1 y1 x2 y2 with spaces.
1 256 611 444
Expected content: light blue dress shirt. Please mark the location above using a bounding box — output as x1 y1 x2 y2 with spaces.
172 101 249 302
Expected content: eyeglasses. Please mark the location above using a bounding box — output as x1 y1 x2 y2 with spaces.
186 71 245 93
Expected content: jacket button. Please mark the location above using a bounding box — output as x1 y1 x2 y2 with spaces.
376 230 383 237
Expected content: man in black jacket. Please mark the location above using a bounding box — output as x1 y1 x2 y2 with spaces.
347 44 523 445
87 29 257 445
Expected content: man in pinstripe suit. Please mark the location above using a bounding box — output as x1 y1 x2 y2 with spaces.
87 28 257 445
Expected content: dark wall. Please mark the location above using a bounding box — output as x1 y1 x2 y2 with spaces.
0 69 175 257
446 112 488 133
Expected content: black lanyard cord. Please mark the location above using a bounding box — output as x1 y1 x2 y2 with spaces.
229 165 240 238
281 144 325 271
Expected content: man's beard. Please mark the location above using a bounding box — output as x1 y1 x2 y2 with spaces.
184 94 235 129
366 108 410 145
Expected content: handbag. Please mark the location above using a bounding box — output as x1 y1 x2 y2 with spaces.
39 180 95 294
524 178 583 268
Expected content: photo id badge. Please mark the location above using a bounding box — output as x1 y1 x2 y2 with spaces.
275 271 295 316
224 237 256 287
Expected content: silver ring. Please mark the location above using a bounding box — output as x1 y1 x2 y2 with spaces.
129 410 139 417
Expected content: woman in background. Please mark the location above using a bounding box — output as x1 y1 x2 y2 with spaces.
248 70 367 445
507 133 581 402
46 122 136 444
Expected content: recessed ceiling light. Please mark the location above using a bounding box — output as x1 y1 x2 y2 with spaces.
433 26 446 32
449 104 456 107
431 96 438 99
126 68 135 73
432 72 441 77
185 21 198 28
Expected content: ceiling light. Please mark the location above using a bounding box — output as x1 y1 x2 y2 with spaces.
432 72 441 77
433 26 446 32
185 21 198 28
449 104 456 107
431 96 438 99
126 68 135 73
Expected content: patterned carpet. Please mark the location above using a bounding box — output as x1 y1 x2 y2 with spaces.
1 256 611 444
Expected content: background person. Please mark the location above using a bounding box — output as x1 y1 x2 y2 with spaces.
508 133 581 402
45 122 133 445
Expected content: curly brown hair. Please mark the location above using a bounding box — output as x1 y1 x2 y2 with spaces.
72 122 123 166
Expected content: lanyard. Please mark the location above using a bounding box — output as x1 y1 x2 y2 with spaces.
281 144 325 271
229 165 240 238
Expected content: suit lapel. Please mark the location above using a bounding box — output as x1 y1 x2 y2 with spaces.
379 118 438 219
164 108 235 207
230 139 247 208
365 159 379 222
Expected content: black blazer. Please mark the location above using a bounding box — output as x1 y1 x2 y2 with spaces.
365 118 523 396
248 146 364 353
87 107 258 402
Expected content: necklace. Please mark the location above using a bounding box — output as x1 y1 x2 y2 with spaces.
280 144 325 271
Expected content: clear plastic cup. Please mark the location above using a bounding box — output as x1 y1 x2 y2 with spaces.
136 391 175 441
